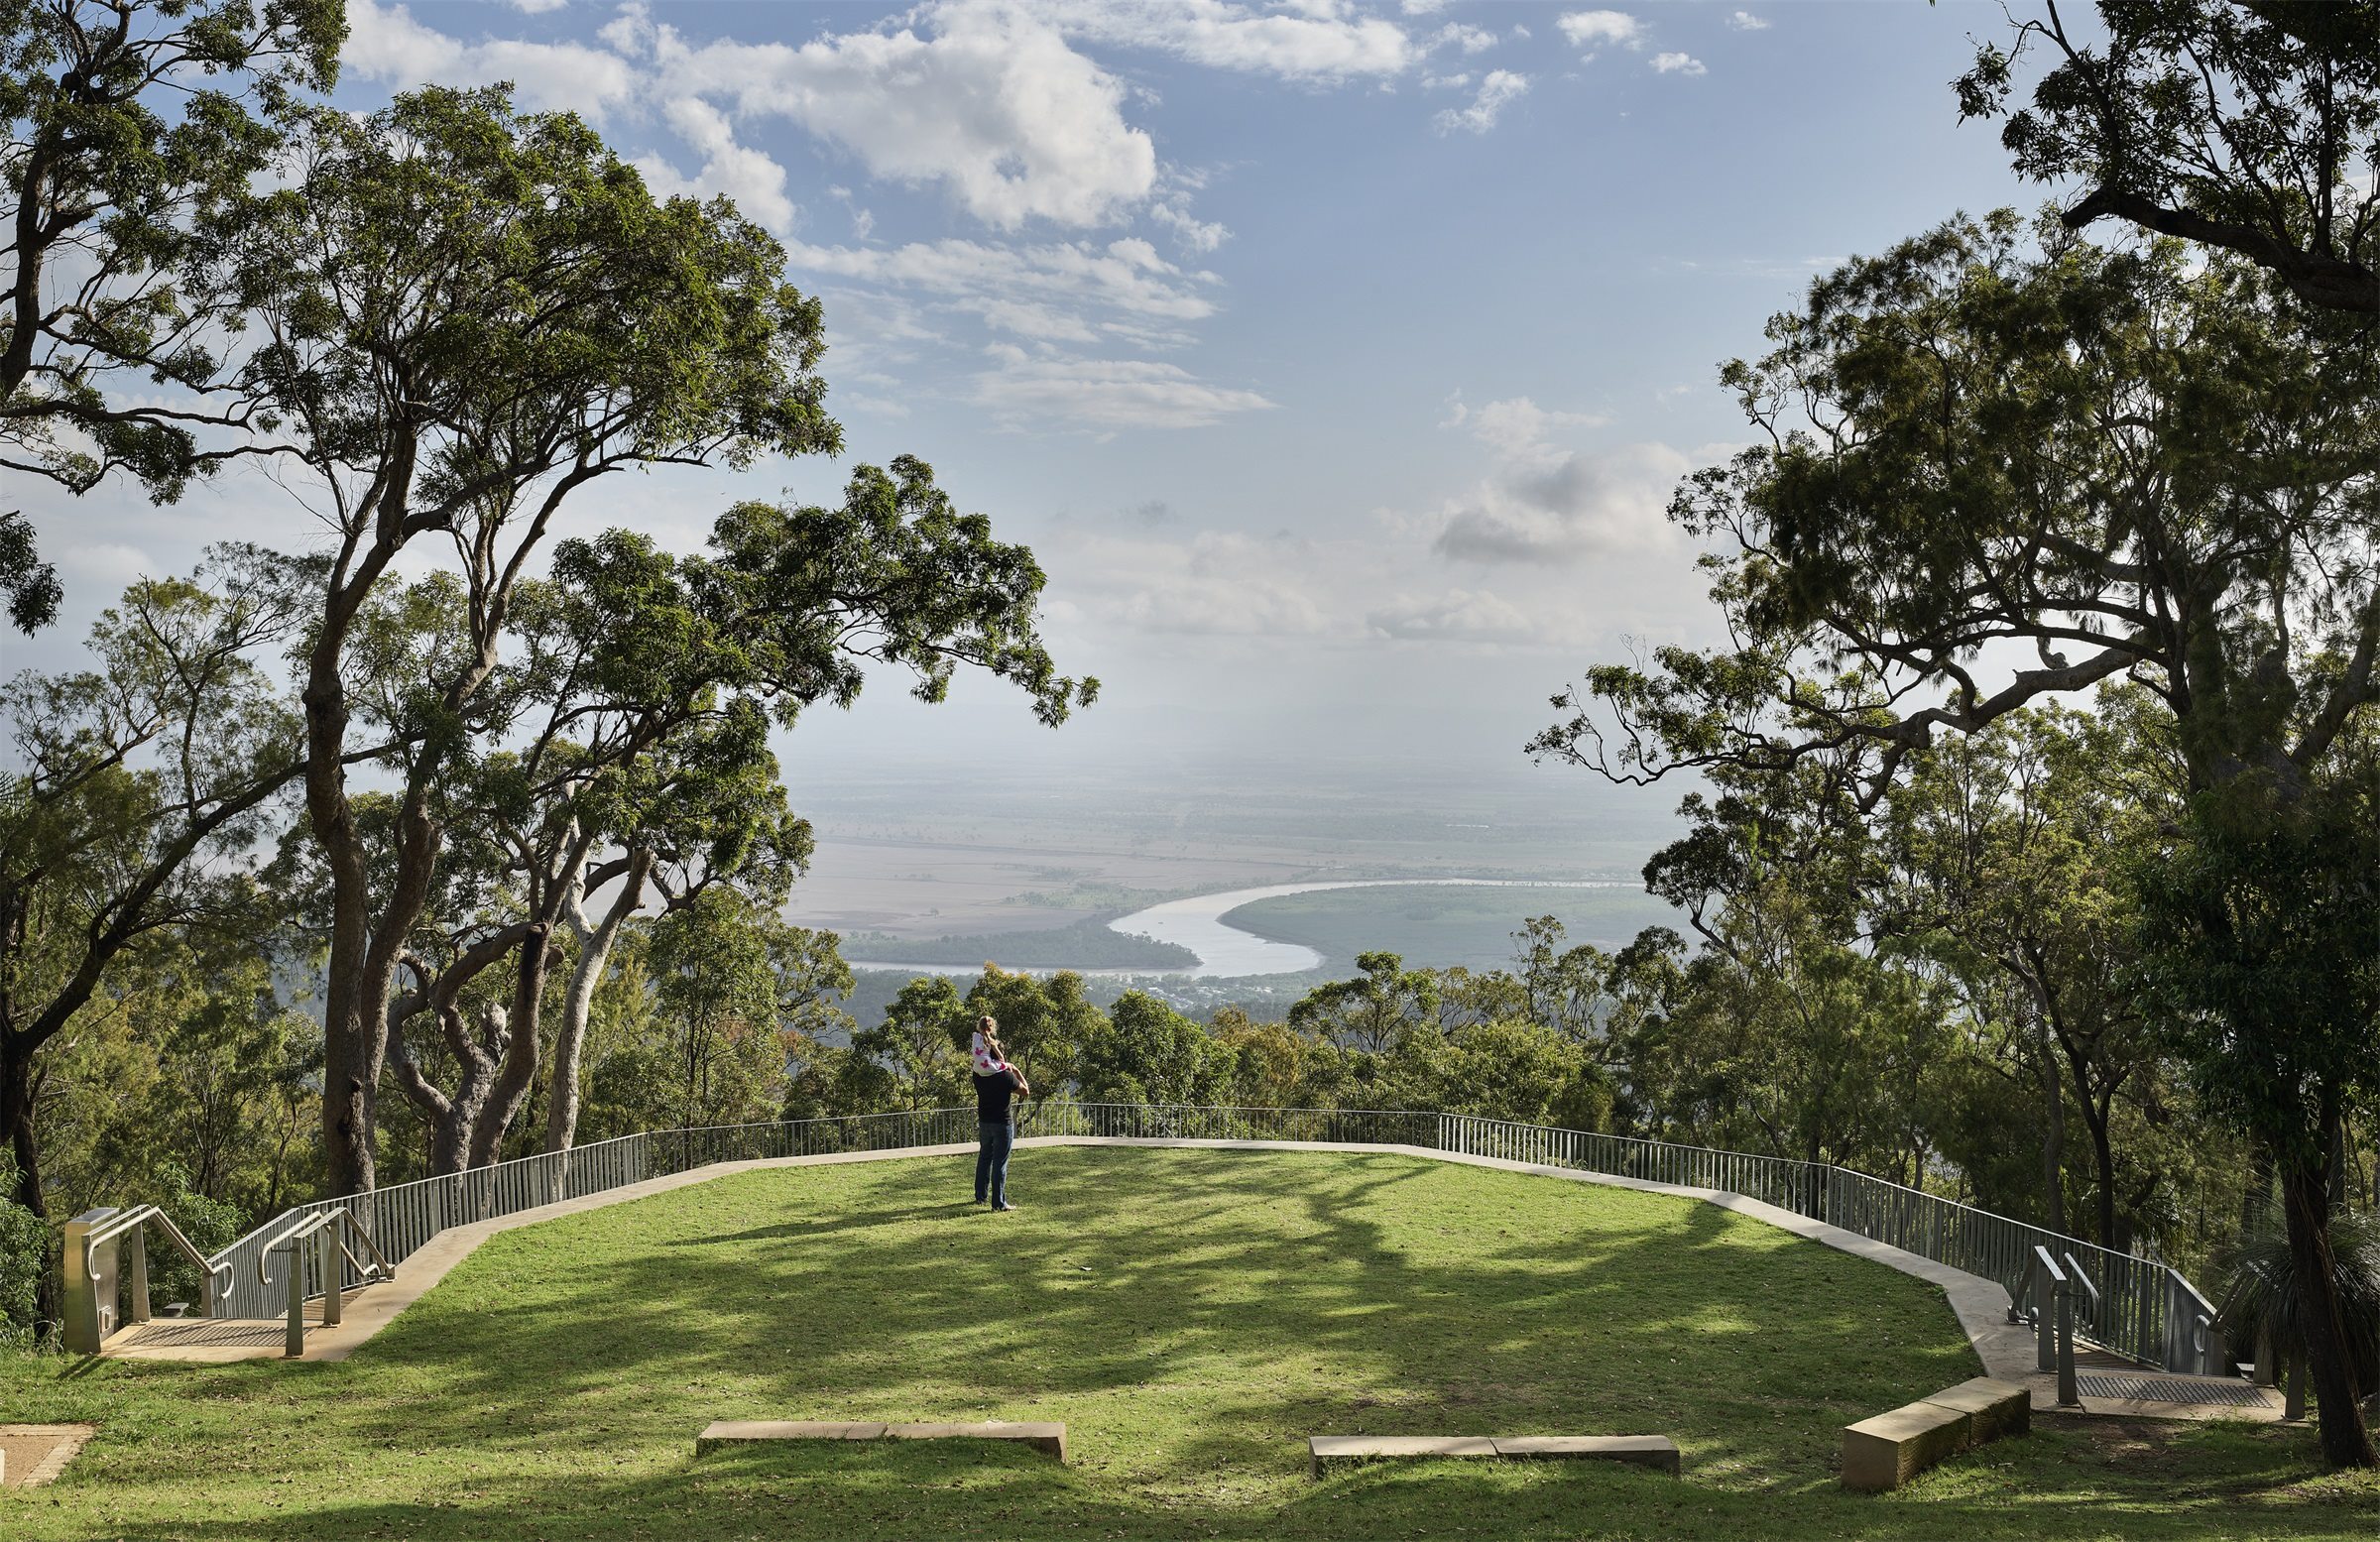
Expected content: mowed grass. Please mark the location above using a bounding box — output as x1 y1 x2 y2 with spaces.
2 1145 2375 1540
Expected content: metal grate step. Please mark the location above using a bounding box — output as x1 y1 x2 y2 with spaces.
2074 1372 2269 1408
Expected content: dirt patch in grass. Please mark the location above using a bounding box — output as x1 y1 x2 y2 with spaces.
0 1425 96 1487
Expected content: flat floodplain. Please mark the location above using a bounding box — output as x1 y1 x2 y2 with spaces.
3 1147 2374 1540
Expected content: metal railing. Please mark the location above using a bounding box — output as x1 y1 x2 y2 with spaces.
60 1203 236 1354
251 1207 395 1357
179 1102 2225 1375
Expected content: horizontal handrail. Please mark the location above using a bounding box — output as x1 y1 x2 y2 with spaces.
157 1101 2222 1374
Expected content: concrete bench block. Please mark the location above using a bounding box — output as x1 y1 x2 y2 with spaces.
887 1421 1068 1462
1309 1436 1496 1477
696 1419 1066 1462
1921 1377 2030 1444
1841 1402 1971 1491
1492 1435 1680 1475
697 1420 888 1453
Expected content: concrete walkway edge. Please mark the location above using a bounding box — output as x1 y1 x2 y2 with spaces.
110 1133 2034 1375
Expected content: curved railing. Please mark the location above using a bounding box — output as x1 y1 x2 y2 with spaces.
188 1102 2226 1375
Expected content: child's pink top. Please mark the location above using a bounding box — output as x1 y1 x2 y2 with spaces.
971 1031 1013 1078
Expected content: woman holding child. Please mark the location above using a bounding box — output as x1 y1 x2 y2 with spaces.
970 1015 1028 1211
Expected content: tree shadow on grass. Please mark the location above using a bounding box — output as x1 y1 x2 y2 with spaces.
16 1148 2368 1542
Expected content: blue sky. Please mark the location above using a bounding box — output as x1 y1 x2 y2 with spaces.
17 0 2040 796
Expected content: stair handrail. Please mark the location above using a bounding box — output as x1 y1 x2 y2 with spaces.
253 1209 393 1358
78 1203 233 1309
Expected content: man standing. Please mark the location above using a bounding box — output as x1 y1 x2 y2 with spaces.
971 1015 1027 1211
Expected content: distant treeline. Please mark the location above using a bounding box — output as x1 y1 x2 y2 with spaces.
844 919 1196 971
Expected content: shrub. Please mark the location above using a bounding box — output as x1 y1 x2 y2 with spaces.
2212 1209 2380 1390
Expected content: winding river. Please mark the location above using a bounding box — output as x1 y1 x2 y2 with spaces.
850 878 1627 981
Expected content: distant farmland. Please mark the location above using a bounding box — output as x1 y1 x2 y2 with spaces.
1218 884 1681 974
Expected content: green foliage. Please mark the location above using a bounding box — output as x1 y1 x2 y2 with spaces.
962 967 1104 1099
1287 951 1441 1053
2134 775 2380 1169
1962 0 2380 314
846 919 1195 971
1075 992 1233 1107
1 0 346 627
2214 1212 2380 1393
0 1150 50 1344
845 976 971 1113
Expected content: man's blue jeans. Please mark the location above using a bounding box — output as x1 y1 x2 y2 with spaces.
977 1120 1014 1206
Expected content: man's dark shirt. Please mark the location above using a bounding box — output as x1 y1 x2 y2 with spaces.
974 1070 1015 1123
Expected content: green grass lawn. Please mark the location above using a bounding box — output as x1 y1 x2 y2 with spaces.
4 1146 2375 1540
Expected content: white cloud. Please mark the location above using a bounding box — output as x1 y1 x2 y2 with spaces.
787 235 1218 341
1441 394 1606 460
1368 588 1542 644
827 184 877 242
1431 397 1684 562
1435 441 1689 561
1433 69 1527 135
1651 52 1707 76
1049 527 1338 636
57 542 155 593
1040 0 1415 80
1557 10 1645 53
1727 11 1771 30
645 2 1157 229
1428 23 1498 56
974 356 1275 431
634 96 796 231
1150 199 1231 254
342 0 641 117
504 0 569 12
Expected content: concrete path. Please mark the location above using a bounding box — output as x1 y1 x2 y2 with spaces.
96 1132 2277 1420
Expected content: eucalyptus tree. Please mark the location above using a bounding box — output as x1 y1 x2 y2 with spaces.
516 458 1095 1155
962 967 1102 1108
1510 916 1613 1044
1962 0 2380 314
850 975 971 1114
1536 217 2380 1463
1876 706 2165 1247
197 84 839 1195
1287 952 1440 1053
1 0 342 630
0 553 302 1233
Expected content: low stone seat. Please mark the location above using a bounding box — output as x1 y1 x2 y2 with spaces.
697 1421 888 1452
1492 1435 1681 1474
695 1419 1065 1463
1841 1376 2029 1491
1309 1434 1680 1479
1310 1435 1495 1476
1920 1377 2030 1443
887 1421 1068 1461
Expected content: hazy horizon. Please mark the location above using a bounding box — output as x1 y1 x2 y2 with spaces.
8 0 2033 928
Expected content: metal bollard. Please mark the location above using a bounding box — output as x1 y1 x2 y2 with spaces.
284 1242 306 1359
2035 1266 2058 1372
60 1208 120 1354
319 1224 342 1327
128 1221 152 1325
2055 1283 2082 1407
